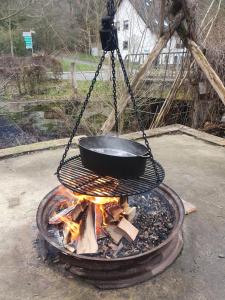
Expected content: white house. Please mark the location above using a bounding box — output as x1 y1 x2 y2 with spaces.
114 0 185 64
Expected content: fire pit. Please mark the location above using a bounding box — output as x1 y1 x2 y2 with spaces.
36 183 184 289
36 0 184 289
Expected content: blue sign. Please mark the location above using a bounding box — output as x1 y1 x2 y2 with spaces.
23 32 33 49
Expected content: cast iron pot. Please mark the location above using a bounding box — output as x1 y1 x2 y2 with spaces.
79 136 151 178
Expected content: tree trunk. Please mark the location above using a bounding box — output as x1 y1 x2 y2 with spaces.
180 38 225 107
8 17 14 57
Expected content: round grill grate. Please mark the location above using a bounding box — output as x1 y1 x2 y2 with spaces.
57 155 165 197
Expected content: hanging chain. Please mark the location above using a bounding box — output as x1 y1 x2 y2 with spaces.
58 0 159 182
58 51 106 171
107 0 116 16
116 48 160 181
111 50 119 133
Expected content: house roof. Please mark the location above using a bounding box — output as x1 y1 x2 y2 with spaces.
116 0 160 33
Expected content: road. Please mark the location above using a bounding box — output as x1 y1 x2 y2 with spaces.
61 70 110 81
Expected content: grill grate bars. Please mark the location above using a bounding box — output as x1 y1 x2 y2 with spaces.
57 155 165 197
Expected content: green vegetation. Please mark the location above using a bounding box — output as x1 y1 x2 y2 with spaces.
61 59 97 72
3 79 110 101
76 52 99 63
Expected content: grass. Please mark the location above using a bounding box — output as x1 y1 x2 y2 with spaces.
76 52 99 63
2 79 111 101
61 58 97 72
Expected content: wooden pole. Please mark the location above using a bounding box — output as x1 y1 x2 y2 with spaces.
159 0 166 36
8 17 14 57
101 12 184 134
187 39 225 106
150 69 184 128
71 62 78 95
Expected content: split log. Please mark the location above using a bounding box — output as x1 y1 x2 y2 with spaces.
106 205 124 222
117 217 139 242
76 204 98 255
49 205 77 225
63 224 70 245
95 205 106 238
182 199 197 215
101 12 184 133
106 225 124 244
124 206 136 222
63 227 77 253
186 39 225 106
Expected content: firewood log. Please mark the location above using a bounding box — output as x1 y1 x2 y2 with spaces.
49 205 77 225
72 201 88 222
106 225 124 244
106 205 124 222
124 206 136 222
76 204 98 255
117 217 139 242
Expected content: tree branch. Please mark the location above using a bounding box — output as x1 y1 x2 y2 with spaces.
0 1 32 22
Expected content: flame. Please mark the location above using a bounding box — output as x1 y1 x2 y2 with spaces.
74 193 120 205
52 186 124 246
74 193 120 227
60 215 80 241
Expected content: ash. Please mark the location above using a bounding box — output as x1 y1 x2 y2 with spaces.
96 190 175 258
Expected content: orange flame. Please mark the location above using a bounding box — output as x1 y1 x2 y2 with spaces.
60 215 80 241
52 186 123 245
74 193 120 205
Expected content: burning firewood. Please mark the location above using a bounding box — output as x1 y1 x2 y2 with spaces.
63 224 71 245
77 204 98 255
49 205 78 225
117 217 139 242
95 205 106 238
63 224 76 253
106 205 124 222
72 201 88 222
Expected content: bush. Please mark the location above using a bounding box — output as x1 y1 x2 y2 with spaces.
19 64 47 95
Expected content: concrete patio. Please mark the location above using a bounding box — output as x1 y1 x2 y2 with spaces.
0 126 225 300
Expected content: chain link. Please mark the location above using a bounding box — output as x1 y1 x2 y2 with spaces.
111 50 119 133
58 51 107 171
107 0 116 16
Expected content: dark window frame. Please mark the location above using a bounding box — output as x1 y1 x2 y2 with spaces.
123 41 128 50
123 20 129 30
115 21 120 31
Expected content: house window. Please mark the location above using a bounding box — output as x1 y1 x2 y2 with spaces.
164 54 169 64
115 21 120 31
173 55 178 65
123 41 128 50
176 39 183 48
123 20 129 30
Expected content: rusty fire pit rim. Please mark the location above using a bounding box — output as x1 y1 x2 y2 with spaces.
36 183 184 262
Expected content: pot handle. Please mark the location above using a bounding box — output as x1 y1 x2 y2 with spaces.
78 137 85 143
140 152 151 159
